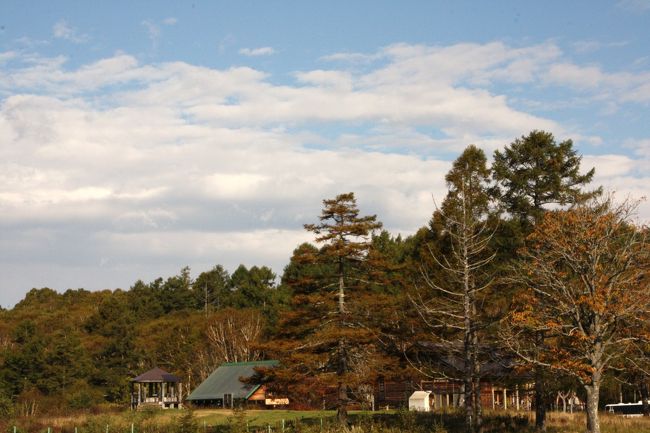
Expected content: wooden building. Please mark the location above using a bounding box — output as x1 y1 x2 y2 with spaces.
130 367 182 410
375 377 532 411
186 360 283 408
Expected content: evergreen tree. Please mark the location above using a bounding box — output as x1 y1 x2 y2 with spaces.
193 264 232 311
492 130 600 431
492 130 600 228
1 320 47 397
230 265 276 309
85 294 140 402
269 192 383 424
160 266 196 313
281 243 333 296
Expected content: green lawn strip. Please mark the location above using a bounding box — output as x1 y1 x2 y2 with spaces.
194 409 389 427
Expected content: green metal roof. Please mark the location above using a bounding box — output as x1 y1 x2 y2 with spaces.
186 360 278 401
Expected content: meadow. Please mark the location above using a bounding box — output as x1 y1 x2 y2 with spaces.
6 409 650 433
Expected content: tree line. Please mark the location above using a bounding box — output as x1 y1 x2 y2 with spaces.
0 131 647 433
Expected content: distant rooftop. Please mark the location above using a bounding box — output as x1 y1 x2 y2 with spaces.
132 367 181 383
187 360 278 401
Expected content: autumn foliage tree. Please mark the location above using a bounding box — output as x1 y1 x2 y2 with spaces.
505 196 649 433
492 130 600 431
268 193 383 424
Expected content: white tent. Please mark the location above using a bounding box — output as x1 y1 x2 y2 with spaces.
409 390 432 412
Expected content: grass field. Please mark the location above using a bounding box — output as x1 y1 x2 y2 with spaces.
7 408 650 432
193 409 337 425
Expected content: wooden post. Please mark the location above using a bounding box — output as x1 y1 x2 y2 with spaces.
491 386 495 410
516 385 520 411
503 388 507 410
619 384 623 403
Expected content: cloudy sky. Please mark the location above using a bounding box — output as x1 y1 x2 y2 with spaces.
1 1 649 307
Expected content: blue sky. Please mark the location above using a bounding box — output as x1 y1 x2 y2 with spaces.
1 1 649 307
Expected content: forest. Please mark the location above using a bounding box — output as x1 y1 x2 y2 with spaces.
0 131 647 433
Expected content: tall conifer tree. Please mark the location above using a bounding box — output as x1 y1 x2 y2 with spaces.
269 192 383 424
414 145 495 433
493 130 600 431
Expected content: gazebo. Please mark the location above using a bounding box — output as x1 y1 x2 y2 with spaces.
131 367 182 410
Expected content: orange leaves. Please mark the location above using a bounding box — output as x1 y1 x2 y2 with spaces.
513 195 647 386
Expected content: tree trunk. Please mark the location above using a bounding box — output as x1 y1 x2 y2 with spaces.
641 381 649 416
335 258 349 426
463 262 474 433
585 383 600 433
472 312 483 433
534 364 546 432
473 373 483 433
336 378 348 425
464 376 473 433
534 330 546 432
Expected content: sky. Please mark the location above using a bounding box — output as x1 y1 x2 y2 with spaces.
0 1 649 308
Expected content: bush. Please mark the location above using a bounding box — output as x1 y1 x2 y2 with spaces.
0 395 14 418
226 406 248 433
66 381 103 410
175 409 199 433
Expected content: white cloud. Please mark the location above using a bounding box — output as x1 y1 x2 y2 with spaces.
141 18 176 51
572 40 629 54
582 154 637 177
204 173 269 199
546 63 607 88
295 70 353 90
52 20 89 44
544 62 650 103
218 34 236 54
320 51 383 64
0 41 648 306
239 47 276 57
617 0 650 11
0 51 17 63
141 20 161 49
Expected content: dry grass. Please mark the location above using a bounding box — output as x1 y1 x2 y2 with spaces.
481 410 650 433
7 409 650 433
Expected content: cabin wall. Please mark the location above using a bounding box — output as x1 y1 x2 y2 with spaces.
248 386 266 401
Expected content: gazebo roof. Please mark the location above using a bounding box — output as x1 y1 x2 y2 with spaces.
132 367 181 383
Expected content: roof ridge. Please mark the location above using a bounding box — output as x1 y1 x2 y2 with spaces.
221 360 278 366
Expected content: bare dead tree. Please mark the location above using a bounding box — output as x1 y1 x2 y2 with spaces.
411 146 496 433
205 308 264 364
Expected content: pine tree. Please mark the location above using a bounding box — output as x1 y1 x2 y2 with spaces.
269 192 383 424
492 130 600 431
492 130 600 228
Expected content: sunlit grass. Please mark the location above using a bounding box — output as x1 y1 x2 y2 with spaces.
8 408 650 432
